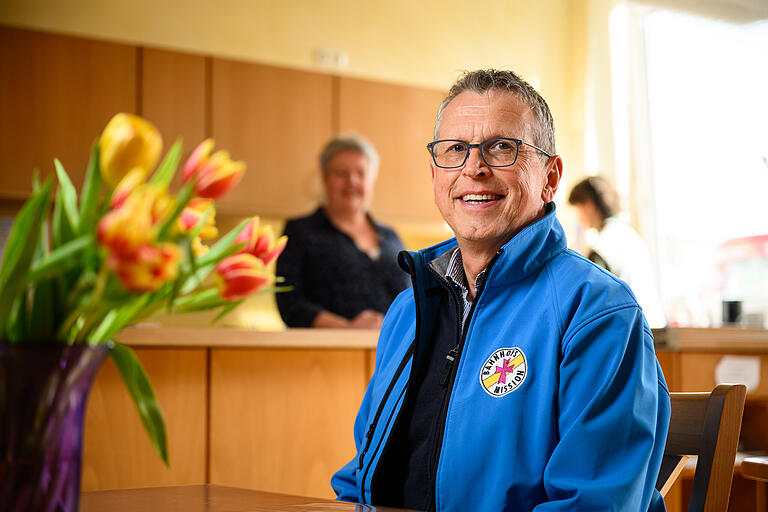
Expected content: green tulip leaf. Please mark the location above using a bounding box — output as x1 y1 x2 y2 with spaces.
156 180 194 242
89 293 152 344
52 186 76 248
150 139 182 187
212 299 242 324
196 218 248 267
29 276 57 341
28 235 93 283
109 342 169 466
186 205 214 242
0 180 53 338
78 142 103 235
54 159 80 232
172 288 228 313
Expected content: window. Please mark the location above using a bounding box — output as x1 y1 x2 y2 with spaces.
613 6 768 326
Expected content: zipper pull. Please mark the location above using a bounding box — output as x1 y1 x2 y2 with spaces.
439 348 458 387
357 424 375 469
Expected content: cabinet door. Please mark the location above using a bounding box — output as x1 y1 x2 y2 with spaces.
209 348 368 498
211 60 333 217
82 349 207 490
0 27 136 196
140 47 206 190
338 77 446 225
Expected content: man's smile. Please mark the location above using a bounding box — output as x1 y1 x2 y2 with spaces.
458 193 504 205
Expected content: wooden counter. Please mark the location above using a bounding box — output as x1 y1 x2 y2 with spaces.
83 327 379 499
116 326 379 349
83 326 768 504
653 328 768 512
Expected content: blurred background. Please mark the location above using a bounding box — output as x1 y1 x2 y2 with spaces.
1 0 767 329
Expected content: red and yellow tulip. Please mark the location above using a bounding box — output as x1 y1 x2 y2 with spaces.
234 217 287 265
98 184 174 256
214 253 273 301
183 139 245 200
108 243 181 292
99 113 162 188
178 198 218 239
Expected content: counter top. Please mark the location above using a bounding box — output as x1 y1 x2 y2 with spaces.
116 326 768 351
117 326 380 349
653 327 768 352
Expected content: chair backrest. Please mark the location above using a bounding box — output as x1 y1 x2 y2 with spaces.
656 384 747 512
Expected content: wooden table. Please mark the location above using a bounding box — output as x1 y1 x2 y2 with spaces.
81 484 416 511
742 457 768 511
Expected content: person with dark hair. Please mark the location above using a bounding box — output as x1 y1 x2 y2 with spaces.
568 176 666 327
332 70 669 511
276 134 410 329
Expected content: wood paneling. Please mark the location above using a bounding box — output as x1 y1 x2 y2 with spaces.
82 348 207 490
656 349 680 391
678 352 768 398
211 61 333 217
209 348 367 498
338 77 446 224
141 47 207 189
0 27 136 197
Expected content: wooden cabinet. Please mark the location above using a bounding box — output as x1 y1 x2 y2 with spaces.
140 47 207 189
211 60 333 217
0 27 447 230
209 348 369 498
82 348 207 490
0 27 136 196
338 77 445 225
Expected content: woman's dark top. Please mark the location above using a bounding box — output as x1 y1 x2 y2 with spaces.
276 207 411 327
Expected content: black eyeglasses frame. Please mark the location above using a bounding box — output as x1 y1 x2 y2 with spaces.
426 137 553 169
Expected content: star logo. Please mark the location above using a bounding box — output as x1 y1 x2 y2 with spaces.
480 347 527 397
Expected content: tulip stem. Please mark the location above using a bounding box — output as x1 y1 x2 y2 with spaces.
71 261 110 343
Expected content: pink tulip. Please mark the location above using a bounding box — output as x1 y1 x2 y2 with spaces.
234 217 287 265
214 253 273 301
108 243 181 292
178 198 218 239
183 139 245 200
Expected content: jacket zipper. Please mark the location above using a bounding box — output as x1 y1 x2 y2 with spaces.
361 250 425 504
427 251 502 512
357 341 415 470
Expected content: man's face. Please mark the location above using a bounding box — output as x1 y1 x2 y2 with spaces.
323 150 374 214
431 90 561 249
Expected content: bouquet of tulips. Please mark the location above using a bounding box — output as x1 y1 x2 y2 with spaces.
0 113 286 464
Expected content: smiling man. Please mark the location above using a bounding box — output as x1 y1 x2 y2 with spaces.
332 70 670 511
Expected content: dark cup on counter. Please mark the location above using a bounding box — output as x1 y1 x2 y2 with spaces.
722 300 743 325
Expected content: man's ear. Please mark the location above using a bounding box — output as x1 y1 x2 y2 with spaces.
541 155 563 203
430 162 436 183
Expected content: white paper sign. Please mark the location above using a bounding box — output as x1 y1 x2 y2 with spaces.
715 356 761 391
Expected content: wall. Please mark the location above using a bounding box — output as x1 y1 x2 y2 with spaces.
0 0 590 189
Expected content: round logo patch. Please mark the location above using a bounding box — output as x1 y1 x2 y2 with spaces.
479 347 527 397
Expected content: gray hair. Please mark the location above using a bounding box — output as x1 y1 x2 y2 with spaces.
434 69 556 157
319 133 379 180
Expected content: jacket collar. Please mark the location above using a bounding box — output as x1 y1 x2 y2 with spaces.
399 203 566 289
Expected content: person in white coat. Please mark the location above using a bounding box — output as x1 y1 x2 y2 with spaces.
569 176 666 327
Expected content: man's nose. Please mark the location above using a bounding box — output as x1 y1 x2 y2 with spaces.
462 146 488 176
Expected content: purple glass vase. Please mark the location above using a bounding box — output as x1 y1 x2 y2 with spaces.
0 343 110 512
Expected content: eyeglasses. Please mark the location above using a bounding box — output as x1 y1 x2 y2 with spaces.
426 137 552 169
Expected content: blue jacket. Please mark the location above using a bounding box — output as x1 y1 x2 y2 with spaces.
332 205 670 511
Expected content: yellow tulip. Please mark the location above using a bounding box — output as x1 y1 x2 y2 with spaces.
98 184 174 256
99 113 162 187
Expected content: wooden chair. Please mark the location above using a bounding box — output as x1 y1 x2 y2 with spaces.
656 384 747 512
